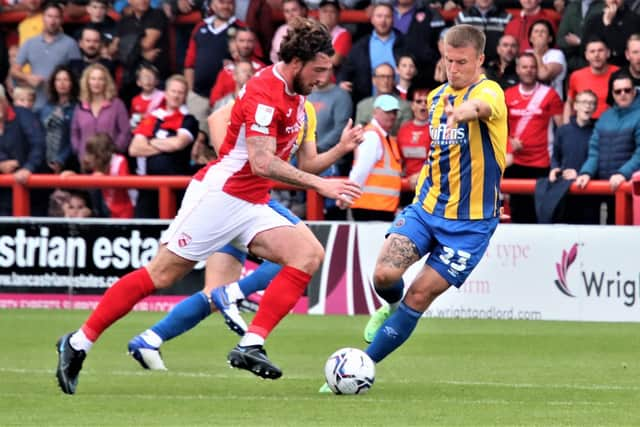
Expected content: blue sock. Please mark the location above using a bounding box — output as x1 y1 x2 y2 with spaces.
365 302 422 363
375 278 404 304
238 260 282 297
150 292 211 341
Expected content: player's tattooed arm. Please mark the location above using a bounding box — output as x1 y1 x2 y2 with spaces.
247 135 323 189
378 235 420 270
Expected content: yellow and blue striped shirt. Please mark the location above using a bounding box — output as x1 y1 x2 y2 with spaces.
415 76 507 220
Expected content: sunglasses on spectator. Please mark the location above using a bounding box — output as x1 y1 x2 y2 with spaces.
613 87 633 95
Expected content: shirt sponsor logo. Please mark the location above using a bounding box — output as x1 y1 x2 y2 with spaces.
255 104 275 126
429 124 467 145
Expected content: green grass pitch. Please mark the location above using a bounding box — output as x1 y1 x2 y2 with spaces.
0 309 638 426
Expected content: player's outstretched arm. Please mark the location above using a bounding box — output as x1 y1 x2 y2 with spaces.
297 119 364 174
445 98 492 128
247 135 362 202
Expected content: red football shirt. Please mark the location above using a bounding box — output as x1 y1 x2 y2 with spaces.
567 65 619 118
396 120 429 176
194 65 305 203
505 83 563 168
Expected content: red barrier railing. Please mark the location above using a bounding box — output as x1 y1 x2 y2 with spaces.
0 174 326 220
0 174 633 224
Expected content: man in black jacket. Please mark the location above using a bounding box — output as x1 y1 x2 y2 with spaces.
394 0 446 90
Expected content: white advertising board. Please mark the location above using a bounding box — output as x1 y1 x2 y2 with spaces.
356 223 640 322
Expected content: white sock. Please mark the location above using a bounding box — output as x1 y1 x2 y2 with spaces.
70 329 93 352
225 282 244 302
140 329 163 348
239 332 265 347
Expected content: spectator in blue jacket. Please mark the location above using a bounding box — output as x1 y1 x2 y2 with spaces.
0 95 47 216
576 70 640 223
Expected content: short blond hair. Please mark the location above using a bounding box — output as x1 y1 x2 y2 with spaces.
13 85 36 101
445 24 486 56
79 63 117 103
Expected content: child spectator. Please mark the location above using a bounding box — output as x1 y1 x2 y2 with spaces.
62 190 93 218
395 55 417 100
12 85 36 109
130 63 164 129
82 132 134 218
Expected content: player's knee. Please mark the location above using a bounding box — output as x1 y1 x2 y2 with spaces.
405 282 447 310
372 267 400 289
290 242 324 273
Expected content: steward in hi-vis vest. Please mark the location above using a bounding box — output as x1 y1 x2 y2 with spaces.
348 94 403 221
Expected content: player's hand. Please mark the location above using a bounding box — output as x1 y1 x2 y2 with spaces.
13 168 31 185
548 167 561 182
444 98 459 128
0 159 19 174
609 173 626 190
509 137 523 152
318 177 362 204
562 168 577 180
575 174 590 189
564 33 581 46
338 119 364 152
177 0 192 13
339 81 353 92
603 3 616 25
26 74 44 88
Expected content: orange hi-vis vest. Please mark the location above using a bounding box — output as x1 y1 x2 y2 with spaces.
351 123 403 212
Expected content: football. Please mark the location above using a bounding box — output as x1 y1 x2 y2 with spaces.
324 347 375 395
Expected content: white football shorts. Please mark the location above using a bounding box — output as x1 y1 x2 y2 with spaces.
161 179 293 261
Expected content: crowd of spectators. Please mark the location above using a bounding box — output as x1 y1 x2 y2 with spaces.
0 0 639 223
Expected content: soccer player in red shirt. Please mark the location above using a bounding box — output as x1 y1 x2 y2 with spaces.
54 17 362 394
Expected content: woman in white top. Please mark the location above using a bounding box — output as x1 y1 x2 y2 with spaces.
528 19 567 99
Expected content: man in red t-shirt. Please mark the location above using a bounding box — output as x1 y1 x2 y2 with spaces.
396 88 429 206
54 18 362 395
503 0 558 52
563 36 619 123
504 52 563 223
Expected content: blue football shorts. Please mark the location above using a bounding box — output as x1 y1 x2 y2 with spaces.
216 198 301 263
386 203 499 287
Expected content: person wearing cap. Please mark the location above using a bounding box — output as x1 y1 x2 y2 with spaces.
354 63 412 136
317 0 352 70
341 93 403 221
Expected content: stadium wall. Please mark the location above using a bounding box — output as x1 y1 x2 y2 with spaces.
0 218 639 322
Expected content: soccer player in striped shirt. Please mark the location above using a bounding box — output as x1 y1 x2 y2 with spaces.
361 24 508 365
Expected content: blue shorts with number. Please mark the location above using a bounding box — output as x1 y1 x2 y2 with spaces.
217 198 301 263
386 203 498 288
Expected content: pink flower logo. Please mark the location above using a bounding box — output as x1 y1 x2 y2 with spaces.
554 243 578 297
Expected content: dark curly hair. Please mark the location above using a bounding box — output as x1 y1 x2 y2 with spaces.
47 65 79 104
278 17 334 64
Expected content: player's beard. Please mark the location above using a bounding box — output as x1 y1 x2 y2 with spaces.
293 72 312 96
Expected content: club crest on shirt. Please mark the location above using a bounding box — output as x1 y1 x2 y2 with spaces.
177 232 192 248
255 104 275 126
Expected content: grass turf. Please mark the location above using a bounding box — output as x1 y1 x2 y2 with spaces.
0 309 638 426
